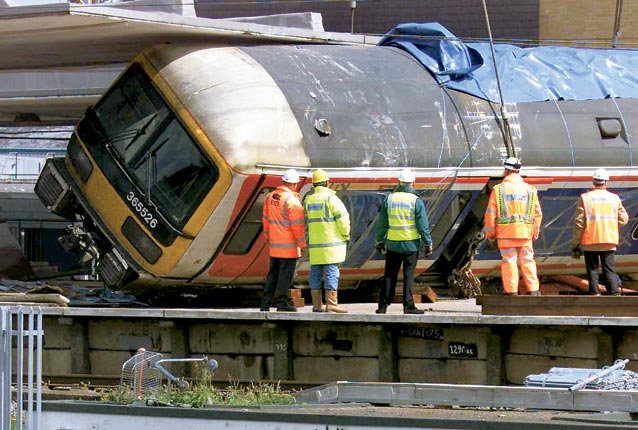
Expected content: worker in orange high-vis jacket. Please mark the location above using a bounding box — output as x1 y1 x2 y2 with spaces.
261 169 307 312
572 168 628 296
484 157 543 295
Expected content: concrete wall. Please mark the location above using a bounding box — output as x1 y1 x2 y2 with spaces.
36 314 638 386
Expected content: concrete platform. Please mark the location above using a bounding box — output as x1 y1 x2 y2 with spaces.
37 297 638 326
39 400 638 430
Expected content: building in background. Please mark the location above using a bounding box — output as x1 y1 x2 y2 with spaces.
196 0 638 48
0 126 75 275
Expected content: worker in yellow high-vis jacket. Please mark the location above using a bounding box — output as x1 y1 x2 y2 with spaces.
572 168 628 295
375 169 433 314
484 157 543 295
304 169 351 313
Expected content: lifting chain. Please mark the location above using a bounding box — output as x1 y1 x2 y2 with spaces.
456 265 482 299
450 229 485 299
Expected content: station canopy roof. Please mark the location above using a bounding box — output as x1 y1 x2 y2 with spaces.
0 0 376 125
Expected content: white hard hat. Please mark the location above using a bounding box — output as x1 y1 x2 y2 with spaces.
503 157 522 171
593 168 610 182
398 168 415 183
282 169 300 184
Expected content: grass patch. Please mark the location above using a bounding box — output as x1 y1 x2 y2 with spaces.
100 379 295 408
102 357 296 407
170 380 295 407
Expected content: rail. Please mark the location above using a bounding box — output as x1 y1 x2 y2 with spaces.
1 306 44 430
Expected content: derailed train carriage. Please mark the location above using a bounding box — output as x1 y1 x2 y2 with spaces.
34 23 638 294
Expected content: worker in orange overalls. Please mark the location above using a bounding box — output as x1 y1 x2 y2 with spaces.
484 157 543 295
261 169 307 312
572 168 628 295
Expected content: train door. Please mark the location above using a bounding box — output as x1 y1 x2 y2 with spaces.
203 175 311 285
203 184 272 284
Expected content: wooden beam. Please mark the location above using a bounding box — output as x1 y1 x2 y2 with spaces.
0 293 69 307
476 295 638 316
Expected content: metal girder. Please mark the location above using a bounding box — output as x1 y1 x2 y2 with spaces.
0 2 377 124
294 381 638 413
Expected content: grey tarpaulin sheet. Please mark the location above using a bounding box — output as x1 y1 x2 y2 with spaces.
379 22 638 103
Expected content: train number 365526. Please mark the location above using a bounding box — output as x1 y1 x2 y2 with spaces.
126 191 158 229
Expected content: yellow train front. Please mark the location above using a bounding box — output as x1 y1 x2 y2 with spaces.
34 42 638 291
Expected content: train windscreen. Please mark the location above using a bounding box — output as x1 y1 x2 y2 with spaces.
78 64 218 230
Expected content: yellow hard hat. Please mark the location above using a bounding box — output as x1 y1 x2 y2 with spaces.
312 169 329 184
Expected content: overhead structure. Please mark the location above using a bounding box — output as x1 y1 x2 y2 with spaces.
0 1 377 125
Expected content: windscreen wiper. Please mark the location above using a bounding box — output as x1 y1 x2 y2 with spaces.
123 113 158 151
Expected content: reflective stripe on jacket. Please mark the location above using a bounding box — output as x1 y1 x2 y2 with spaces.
304 186 351 265
484 173 542 241
376 185 432 254
262 185 306 258
386 192 420 241
581 189 623 246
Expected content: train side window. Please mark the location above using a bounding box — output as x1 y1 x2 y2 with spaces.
224 188 272 255
597 117 627 147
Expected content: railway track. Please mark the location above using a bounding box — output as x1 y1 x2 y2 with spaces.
41 374 322 399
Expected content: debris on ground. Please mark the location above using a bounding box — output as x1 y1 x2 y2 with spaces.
0 278 144 307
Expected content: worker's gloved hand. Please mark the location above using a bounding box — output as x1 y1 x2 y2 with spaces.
484 239 498 251
571 246 582 259
423 245 432 257
421 244 433 257
375 241 386 254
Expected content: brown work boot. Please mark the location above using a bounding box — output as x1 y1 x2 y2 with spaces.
310 289 325 312
326 290 347 313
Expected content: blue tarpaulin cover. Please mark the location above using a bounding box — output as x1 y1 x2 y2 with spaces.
379 22 638 103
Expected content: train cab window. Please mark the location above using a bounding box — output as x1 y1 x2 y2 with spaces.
81 63 218 229
224 188 272 255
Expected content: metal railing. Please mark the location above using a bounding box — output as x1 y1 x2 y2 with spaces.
1 306 43 430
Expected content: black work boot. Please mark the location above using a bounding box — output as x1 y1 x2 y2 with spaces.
403 306 424 315
589 284 601 296
275 300 297 312
375 305 387 314
260 296 272 312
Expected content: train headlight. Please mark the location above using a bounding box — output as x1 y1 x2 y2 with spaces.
121 216 162 264
97 247 139 288
67 134 93 182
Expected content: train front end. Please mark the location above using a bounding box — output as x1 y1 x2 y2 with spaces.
34 53 236 289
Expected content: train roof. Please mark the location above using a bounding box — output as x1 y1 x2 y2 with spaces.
142 38 638 173
143 43 449 172
380 23 638 103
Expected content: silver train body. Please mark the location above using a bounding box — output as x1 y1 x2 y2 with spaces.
35 42 638 292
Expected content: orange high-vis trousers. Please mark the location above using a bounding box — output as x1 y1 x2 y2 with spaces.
498 240 539 294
